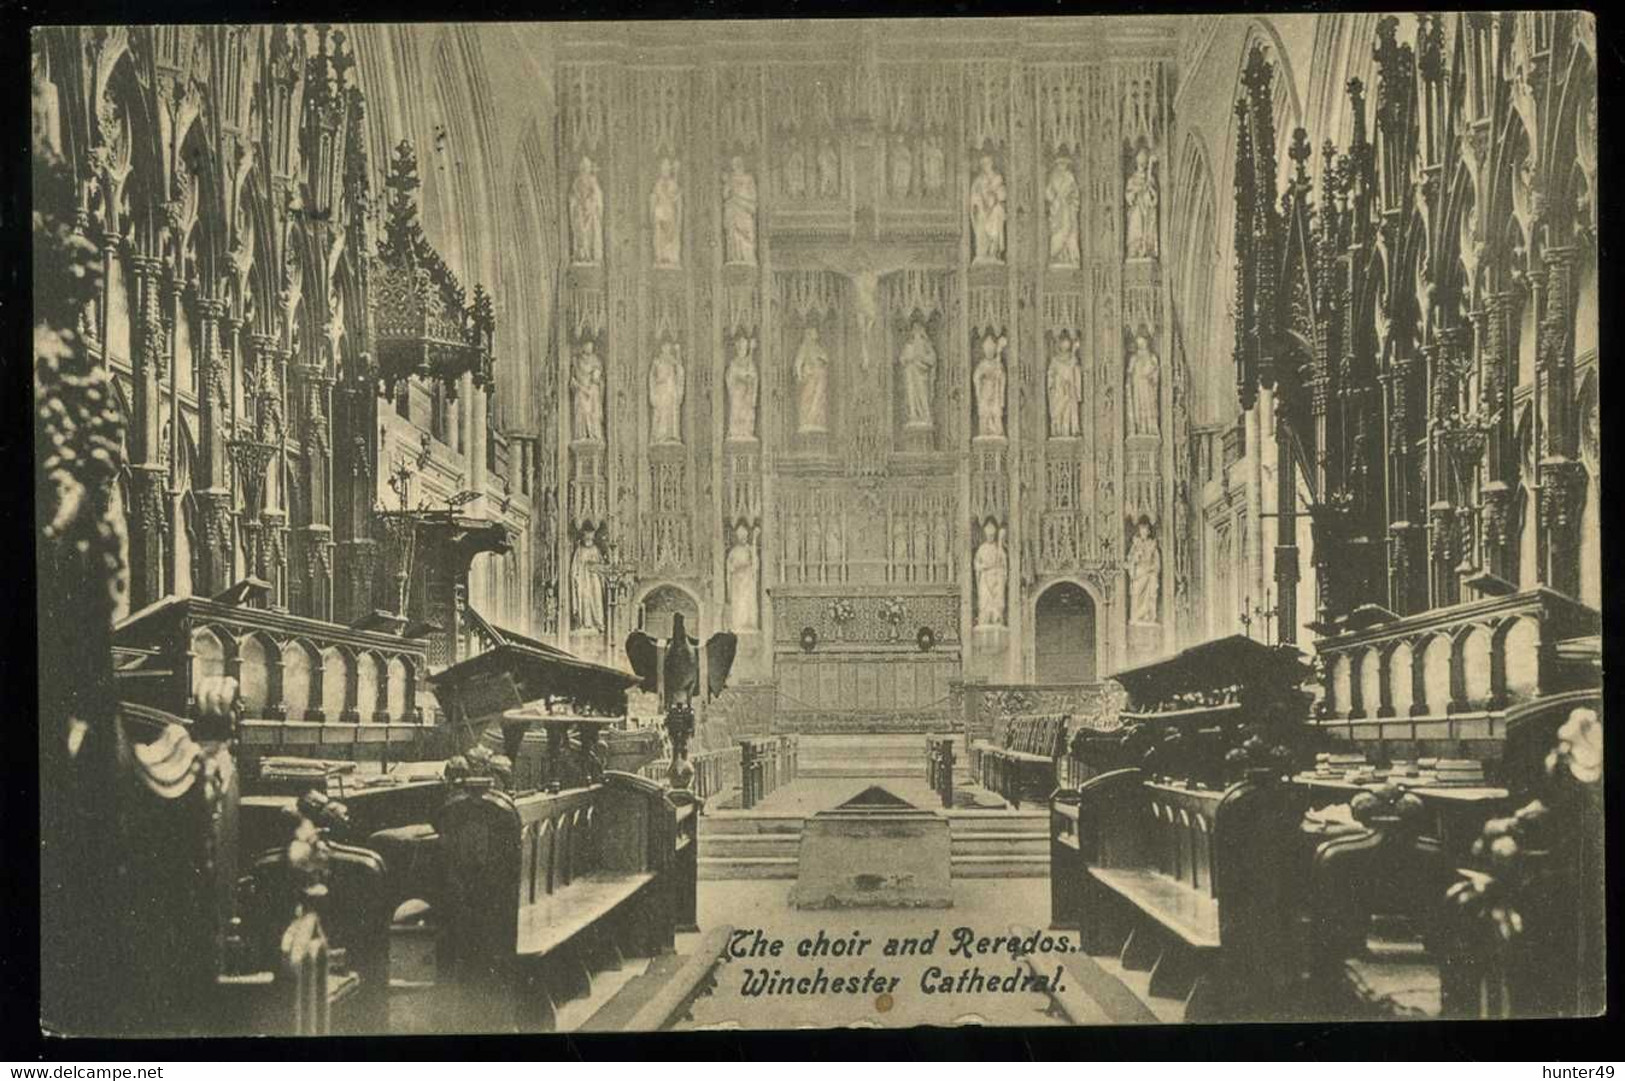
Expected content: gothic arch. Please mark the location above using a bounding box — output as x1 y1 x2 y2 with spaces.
634 580 706 639
1444 161 1481 301
173 414 197 491
1031 579 1100 684
174 96 221 289
502 115 559 436
1172 132 1226 426
99 44 164 248
1543 29 1597 241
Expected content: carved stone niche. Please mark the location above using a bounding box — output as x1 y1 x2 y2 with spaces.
1123 141 1161 263
967 149 1009 269
893 309 944 454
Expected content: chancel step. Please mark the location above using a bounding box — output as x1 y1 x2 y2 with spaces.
698 808 1049 880
794 734 966 779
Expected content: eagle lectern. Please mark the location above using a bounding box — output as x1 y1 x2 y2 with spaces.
625 613 738 791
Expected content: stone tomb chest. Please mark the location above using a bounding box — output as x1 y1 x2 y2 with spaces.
789 785 953 909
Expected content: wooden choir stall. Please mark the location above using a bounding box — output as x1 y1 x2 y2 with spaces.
1048 637 1312 1023
1048 633 1604 1024
87 614 730 1037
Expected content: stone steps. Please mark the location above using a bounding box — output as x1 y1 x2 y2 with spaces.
949 812 1049 832
698 854 802 880
698 808 1050 880
698 814 806 835
950 832 1050 856
793 733 967 780
797 766 922 779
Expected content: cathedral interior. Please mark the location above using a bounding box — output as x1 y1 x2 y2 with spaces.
35 14 1602 1038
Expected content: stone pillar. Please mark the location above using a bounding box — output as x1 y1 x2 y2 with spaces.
1538 248 1581 596
263 508 289 611
1480 292 1517 583
126 465 170 605
194 297 234 595
126 254 167 605
1524 262 1548 587
298 363 335 621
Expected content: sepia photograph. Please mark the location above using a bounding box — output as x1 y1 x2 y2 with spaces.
31 11 1604 1046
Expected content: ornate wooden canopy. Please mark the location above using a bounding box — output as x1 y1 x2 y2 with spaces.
371 140 495 399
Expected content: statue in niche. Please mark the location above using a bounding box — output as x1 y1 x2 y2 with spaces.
817 137 840 196
974 517 1007 627
1047 331 1082 438
725 333 759 442
825 515 844 581
649 340 685 445
727 521 760 632
722 156 758 266
898 319 937 429
890 133 913 198
922 134 946 196
793 327 830 434
1126 333 1161 437
969 154 1007 265
1125 146 1160 260
571 523 605 631
570 337 605 442
1045 157 1081 268
785 138 807 198
569 155 604 265
973 331 1008 439
1126 515 1162 625
650 157 682 268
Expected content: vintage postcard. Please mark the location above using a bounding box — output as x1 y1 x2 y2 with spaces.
34 13 1602 1040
